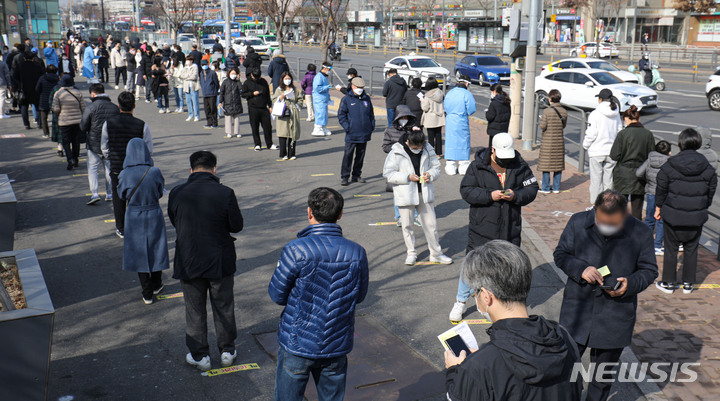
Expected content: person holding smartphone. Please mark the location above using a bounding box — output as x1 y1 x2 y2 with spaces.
445 240 582 401
554 190 658 401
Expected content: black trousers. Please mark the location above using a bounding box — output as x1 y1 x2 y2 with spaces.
663 223 702 284
625 194 644 221
39 110 50 137
576 344 624 401
341 142 367 179
145 77 153 101
60 124 81 163
427 127 443 156
248 107 273 148
279 137 296 158
138 271 163 300
110 172 126 233
181 275 237 360
203 96 218 126
20 103 39 127
99 65 109 82
115 66 127 86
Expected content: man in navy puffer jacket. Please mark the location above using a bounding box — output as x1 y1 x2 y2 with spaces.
269 187 369 401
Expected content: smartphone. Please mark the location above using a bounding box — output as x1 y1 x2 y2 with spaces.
503 190 512 196
444 334 471 357
599 281 621 291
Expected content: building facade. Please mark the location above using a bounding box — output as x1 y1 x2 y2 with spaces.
1 0 62 48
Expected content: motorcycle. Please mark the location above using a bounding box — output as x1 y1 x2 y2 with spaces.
628 64 665 91
328 45 342 62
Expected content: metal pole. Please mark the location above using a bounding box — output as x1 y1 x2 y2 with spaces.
101 0 106 31
521 0 539 150
629 0 637 61
224 0 231 56
135 0 141 33
494 0 498 21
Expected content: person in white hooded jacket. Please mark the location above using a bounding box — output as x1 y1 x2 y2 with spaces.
582 89 622 204
383 130 453 266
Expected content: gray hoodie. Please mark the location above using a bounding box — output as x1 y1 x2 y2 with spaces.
696 126 718 171
636 151 669 195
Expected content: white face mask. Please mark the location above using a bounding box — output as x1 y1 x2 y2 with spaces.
476 293 492 323
398 118 409 127
595 219 622 237
410 147 422 154
353 88 363 95
347 75 353 80
229 74 237 80
283 79 292 85
209 65 215 70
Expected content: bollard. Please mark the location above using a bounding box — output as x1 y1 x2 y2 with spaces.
355 44 358 54
383 46 387 55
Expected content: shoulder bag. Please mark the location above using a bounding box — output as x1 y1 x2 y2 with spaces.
126 167 151 207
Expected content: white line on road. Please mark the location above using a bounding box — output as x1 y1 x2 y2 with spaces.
662 90 707 99
648 120 720 131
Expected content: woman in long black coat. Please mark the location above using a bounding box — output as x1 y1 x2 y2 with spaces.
485 83 511 146
15 51 44 129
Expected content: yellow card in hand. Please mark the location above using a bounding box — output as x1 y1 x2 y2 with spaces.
597 265 611 277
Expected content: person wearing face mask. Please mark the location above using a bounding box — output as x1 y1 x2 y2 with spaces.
242 67 276 150
445 240 582 401
170 58 185 113
267 50 289 91
337 77 375 186
199 59 219 128
218 67 244 139
311 62 333 136
443 75 476 175
80 83 119 205
485 83 511 147
82 43 99 83
449 133 539 322
272 72 304 160
335 67 358 95
638 53 652 85
383 130 452 265
58 52 75 78
583 88 622 205
555 190 658 401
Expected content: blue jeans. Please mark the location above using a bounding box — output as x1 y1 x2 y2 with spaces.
645 194 664 248
457 276 473 302
174 87 184 110
541 171 562 192
274 347 347 401
386 108 395 127
185 90 200 118
157 93 169 109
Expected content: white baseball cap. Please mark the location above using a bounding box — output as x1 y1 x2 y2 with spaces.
492 133 515 159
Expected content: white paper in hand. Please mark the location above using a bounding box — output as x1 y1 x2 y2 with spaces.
285 89 295 100
417 92 425 100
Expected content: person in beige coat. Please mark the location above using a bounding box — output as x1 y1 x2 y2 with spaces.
272 72 304 160
180 56 200 121
110 43 127 90
52 74 86 170
420 78 445 156
538 89 567 193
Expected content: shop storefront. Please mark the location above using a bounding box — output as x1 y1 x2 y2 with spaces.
690 15 720 45
624 8 682 44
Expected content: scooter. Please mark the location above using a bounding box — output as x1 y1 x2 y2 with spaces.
628 64 665 91
328 45 342 61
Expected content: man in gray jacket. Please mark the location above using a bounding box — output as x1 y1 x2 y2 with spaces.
81 83 119 204
695 126 718 171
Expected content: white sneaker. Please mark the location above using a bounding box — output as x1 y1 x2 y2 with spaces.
185 116 192 121
311 129 325 137
186 353 211 371
552 190 561 194
145 99 151 103
289 156 296 160
226 134 233 138
0 114 11 119
538 190 551 194
254 145 261 151
270 144 279 150
449 301 468 322
430 254 453 265
142 296 153 305
282 156 289 160
220 351 237 367
405 255 417 266
324 129 332 136
159 109 165 114
193 117 199 122
165 108 170 113
115 85 119 90
235 134 242 138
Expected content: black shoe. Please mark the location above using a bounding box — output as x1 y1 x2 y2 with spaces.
351 177 366 183
73 159 79 168
116 229 125 239
66 162 73 170
341 178 350 186
25 125 31 130
57 150 64 157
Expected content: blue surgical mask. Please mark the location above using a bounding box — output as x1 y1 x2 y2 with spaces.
202 65 208 70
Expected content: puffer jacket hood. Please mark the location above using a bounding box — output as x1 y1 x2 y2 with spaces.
393 104 416 126
426 87 444 102
596 101 619 118
668 149 710 177
647 151 669 170
490 316 574 385
123 137 153 169
695 125 719 170
268 223 369 359
638 151 670 194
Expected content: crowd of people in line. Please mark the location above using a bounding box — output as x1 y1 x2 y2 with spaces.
2 33 719 401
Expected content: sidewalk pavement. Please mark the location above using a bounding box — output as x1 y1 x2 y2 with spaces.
515 145 720 401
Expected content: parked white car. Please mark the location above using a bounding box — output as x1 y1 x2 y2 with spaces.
535 68 658 111
232 37 270 59
383 54 449 86
707 68 720 111
540 58 638 83
569 42 619 58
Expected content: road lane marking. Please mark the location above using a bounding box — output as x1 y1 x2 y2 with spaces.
202 363 260 377
649 120 720 131
72 174 88 177
104 219 115 223
368 222 397 226
311 173 334 176
354 194 381 197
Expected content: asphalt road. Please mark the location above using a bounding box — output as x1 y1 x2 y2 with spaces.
0 77 651 400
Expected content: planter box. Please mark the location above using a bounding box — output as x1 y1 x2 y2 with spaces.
0 249 55 401
0 174 17 252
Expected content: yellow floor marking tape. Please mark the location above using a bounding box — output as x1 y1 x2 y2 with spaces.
104 219 115 223
311 173 335 177
202 363 260 377
415 261 441 265
72 173 88 177
354 194 381 198
156 292 184 300
452 319 491 325
85 193 107 196
696 284 720 289
368 222 397 226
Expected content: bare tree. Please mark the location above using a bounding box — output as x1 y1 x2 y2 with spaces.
250 0 299 53
186 1 209 41
674 0 716 13
158 0 193 43
309 0 348 61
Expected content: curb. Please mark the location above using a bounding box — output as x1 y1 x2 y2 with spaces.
520 218 668 400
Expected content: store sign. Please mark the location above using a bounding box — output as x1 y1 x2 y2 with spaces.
658 16 674 26
464 10 486 17
697 17 720 42
625 8 677 18
8 15 18 26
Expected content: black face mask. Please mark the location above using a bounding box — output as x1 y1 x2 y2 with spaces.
494 157 513 168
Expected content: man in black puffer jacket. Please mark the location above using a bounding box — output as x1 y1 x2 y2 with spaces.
81 83 119 205
382 68 407 127
485 84 511 146
34 65 59 137
242 47 262 76
655 128 717 294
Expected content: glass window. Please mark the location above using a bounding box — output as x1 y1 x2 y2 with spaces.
408 58 439 68
461 56 474 64
590 72 623 85
556 61 575 69
476 57 505 66
552 72 572 82
587 61 620 72
570 72 591 84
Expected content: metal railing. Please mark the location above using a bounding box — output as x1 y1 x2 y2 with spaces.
533 93 589 173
